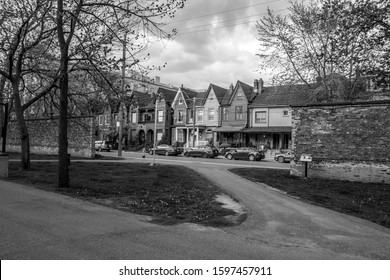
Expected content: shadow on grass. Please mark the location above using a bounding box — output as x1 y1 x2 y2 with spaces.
229 168 390 229
7 161 245 227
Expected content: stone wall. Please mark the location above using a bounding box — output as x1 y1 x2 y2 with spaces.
5 116 95 158
291 101 390 183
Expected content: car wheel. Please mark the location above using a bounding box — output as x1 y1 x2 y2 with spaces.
248 154 255 161
184 152 190 157
278 156 285 163
165 151 169 156
149 150 153 155
226 154 233 160
202 153 208 158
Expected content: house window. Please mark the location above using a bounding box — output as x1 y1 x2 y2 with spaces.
99 115 103 125
197 110 203 123
178 130 184 142
178 96 183 104
235 106 243 120
104 115 110 125
187 108 194 122
255 111 267 123
208 108 215 121
158 110 164 122
223 108 229 121
283 110 289 117
157 131 163 141
237 90 243 100
178 110 184 122
131 112 136 124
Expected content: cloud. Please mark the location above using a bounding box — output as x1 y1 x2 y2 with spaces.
146 0 289 89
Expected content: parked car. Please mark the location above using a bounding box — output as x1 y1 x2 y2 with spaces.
95 140 111 152
206 144 220 157
148 144 180 156
183 145 215 158
225 147 265 161
274 150 294 163
219 144 235 156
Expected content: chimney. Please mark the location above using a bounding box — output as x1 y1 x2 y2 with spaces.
229 84 234 94
259 78 264 93
253 79 259 95
253 79 259 94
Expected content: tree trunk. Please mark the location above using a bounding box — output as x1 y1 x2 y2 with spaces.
0 76 6 126
57 0 70 188
12 82 30 169
58 64 69 188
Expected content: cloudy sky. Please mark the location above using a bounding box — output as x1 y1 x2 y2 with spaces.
146 0 290 90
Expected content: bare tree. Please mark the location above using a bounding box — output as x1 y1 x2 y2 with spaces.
0 0 58 169
256 0 389 101
54 0 185 187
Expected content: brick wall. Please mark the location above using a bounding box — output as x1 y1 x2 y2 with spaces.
6 116 95 158
291 101 390 183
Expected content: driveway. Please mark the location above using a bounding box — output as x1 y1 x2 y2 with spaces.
1 153 390 259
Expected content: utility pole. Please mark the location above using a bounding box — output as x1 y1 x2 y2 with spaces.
192 97 196 147
150 96 158 166
118 32 127 157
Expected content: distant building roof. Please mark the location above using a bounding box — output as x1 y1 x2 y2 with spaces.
157 87 177 103
250 84 316 107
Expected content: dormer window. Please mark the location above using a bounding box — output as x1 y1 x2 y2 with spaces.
178 96 183 104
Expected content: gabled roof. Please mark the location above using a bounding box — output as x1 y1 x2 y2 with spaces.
204 84 230 104
156 87 177 103
223 81 254 105
237 81 254 101
172 87 206 108
250 84 316 107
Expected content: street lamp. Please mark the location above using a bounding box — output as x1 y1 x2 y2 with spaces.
0 102 9 153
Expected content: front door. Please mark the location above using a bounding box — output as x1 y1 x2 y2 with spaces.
272 134 280 149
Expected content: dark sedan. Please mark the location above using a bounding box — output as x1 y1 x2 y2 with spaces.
183 146 215 158
225 147 265 161
148 144 180 156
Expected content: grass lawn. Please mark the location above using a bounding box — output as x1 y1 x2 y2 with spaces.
229 168 390 229
6 160 239 227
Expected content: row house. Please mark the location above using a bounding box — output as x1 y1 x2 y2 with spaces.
171 87 206 147
245 83 313 152
170 79 313 155
215 81 256 147
128 87 177 147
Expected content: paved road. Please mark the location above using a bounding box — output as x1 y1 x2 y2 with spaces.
1 152 390 259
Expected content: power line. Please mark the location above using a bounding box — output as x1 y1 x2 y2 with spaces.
176 9 289 36
168 0 282 24
178 8 288 32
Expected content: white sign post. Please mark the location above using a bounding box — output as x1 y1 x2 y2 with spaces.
299 154 312 178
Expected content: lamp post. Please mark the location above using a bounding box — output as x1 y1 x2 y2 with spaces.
0 102 8 153
192 97 196 147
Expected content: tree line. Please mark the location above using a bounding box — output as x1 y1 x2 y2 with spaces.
0 0 185 187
